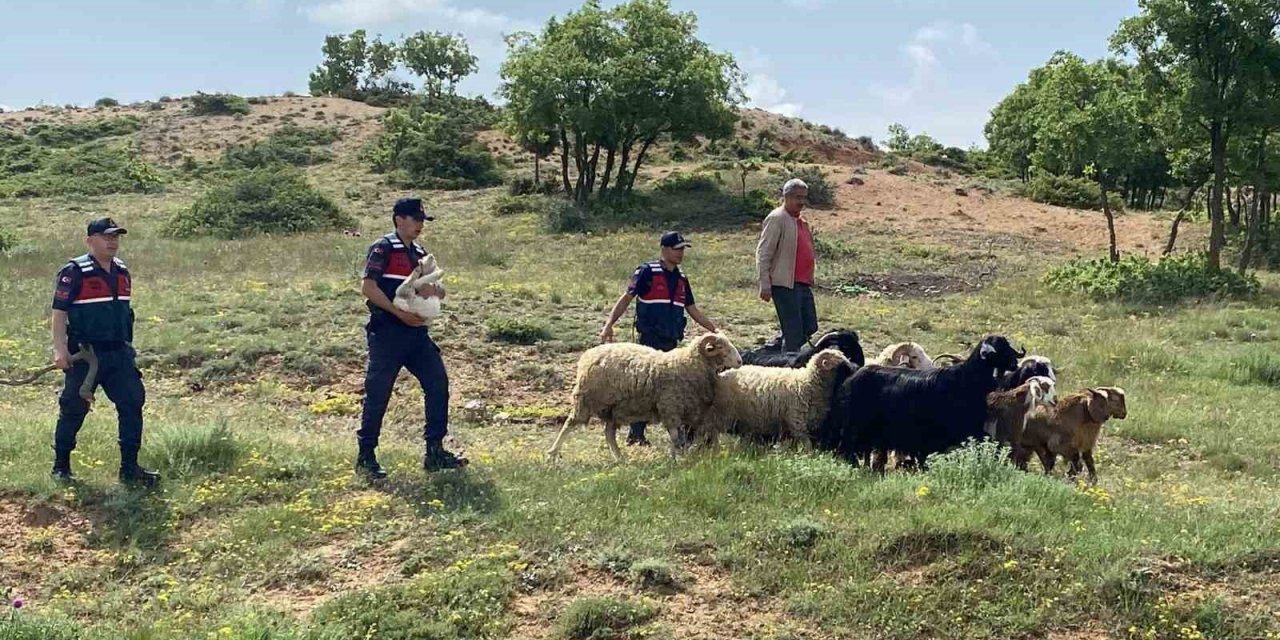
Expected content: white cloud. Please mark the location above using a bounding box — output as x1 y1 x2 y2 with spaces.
869 21 995 106
0 105 12 113
739 48 804 117
302 0 514 30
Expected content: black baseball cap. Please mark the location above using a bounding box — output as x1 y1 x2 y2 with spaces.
86 217 127 236
393 197 434 221
660 231 691 249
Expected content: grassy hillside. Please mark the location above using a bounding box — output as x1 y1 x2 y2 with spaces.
1 96 1277 640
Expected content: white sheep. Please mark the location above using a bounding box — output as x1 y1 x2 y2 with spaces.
697 348 853 451
393 254 443 325
870 342 935 369
546 333 743 462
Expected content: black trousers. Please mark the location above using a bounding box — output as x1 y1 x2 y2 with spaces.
629 333 679 440
357 321 450 448
772 283 818 353
54 344 145 456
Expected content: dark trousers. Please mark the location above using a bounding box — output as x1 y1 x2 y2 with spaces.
358 321 450 448
772 283 818 353
54 344 145 456
629 333 679 440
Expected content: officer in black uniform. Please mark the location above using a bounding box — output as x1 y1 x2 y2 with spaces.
355 197 467 479
599 231 719 446
49 217 158 486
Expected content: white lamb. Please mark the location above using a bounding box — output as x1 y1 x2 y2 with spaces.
870 342 935 369
393 254 444 325
697 348 853 450
546 333 743 462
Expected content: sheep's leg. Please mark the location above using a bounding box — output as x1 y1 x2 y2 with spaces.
664 423 683 459
547 415 584 460
1065 453 1082 481
871 450 888 475
1082 450 1098 485
604 421 626 463
1036 448 1055 475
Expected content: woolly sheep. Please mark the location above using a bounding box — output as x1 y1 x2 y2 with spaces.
870 342 935 369
393 254 443 325
696 348 853 450
546 333 743 462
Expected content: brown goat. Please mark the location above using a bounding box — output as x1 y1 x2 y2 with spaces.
985 376 1057 469
1019 386 1127 484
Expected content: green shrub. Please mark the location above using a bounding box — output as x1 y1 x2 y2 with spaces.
1021 174 1124 211
1044 252 1260 304
508 176 559 196
93 97 119 108
0 141 163 198
655 171 721 193
541 199 590 233
25 116 141 147
554 597 659 640
190 92 252 116
0 228 16 253
769 516 826 550
926 439 1021 495
223 125 339 169
168 168 352 238
813 235 858 260
485 318 552 345
783 165 836 206
365 105 501 190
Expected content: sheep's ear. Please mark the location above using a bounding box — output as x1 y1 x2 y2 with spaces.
1086 391 1109 422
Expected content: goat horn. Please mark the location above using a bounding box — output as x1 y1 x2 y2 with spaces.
1016 347 1027 357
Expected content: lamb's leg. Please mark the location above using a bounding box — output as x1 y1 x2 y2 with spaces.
664 423 683 459
547 415 584 460
1082 450 1098 485
604 421 625 463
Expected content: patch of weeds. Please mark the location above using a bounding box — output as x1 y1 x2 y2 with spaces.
628 558 682 591
768 516 825 551
593 546 635 577
486 318 552 345
554 597 659 640
151 421 242 477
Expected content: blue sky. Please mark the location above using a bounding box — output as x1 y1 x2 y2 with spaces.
0 0 1140 148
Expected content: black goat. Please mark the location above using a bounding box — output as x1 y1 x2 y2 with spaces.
997 355 1058 391
739 329 866 369
820 335 1023 472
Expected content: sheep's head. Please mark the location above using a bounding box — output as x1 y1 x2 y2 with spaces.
1018 355 1059 381
1092 386 1128 419
976 335 1023 373
417 253 439 274
809 348 852 374
1027 375 1056 408
811 329 865 367
697 333 741 371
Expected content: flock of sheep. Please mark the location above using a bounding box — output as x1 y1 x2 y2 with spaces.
546 330 1128 484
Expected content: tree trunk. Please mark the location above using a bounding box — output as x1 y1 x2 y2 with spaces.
584 143 601 196
1239 134 1267 274
599 145 617 195
624 137 656 193
1208 122 1227 271
559 128 572 200
1164 183 1201 256
1101 182 1119 263
1227 185 1241 229
533 154 540 186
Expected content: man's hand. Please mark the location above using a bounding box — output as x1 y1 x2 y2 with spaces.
395 308 428 327
759 287 772 303
54 348 72 370
599 324 615 343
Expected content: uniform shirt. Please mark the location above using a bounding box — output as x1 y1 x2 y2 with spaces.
362 232 428 327
52 254 134 344
628 261 695 342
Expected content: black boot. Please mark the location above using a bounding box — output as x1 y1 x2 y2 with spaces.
51 449 75 482
424 440 468 472
626 424 650 447
118 449 160 487
355 444 388 480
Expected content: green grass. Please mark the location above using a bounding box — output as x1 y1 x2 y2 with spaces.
2 147 1280 639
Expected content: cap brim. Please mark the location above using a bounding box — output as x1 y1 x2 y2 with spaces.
673 242 691 248
101 228 127 235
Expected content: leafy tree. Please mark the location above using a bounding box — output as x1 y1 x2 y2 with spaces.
500 0 742 203
1031 55 1141 262
399 31 478 102
308 30 405 103
1112 0 1280 271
